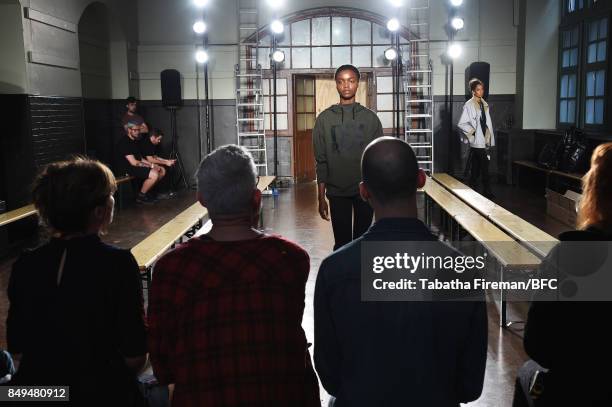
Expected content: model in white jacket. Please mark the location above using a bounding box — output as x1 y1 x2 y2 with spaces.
457 96 495 148
457 79 495 197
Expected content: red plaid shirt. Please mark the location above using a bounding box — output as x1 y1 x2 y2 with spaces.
148 234 320 407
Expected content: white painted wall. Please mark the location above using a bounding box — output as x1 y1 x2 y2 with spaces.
520 0 559 129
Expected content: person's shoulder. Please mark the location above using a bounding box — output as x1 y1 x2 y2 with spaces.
318 237 361 280
358 104 379 117
261 234 309 260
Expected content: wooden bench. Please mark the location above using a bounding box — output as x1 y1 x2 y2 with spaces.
131 175 275 288
432 173 558 258
421 178 541 327
0 176 135 230
0 204 38 228
513 160 583 190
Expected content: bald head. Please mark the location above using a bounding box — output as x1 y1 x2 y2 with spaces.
361 137 419 205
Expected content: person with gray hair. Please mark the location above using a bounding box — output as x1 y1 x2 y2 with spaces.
148 145 320 407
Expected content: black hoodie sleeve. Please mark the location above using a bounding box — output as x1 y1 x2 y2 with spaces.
313 114 328 184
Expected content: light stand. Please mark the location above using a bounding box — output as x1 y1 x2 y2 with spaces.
272 33 279 179
168 106 189 189
394 33 402 138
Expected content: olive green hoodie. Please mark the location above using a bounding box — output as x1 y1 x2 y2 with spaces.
313 102 384 197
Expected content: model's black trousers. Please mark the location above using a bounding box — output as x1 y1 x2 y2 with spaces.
327 194 374 251
469 147 491 191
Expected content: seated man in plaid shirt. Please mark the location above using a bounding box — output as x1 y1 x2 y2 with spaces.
148 145 320 407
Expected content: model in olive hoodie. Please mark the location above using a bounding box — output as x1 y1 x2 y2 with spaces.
313 64 384 250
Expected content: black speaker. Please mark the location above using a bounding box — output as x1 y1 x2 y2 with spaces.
465 62 490 100
161 69 182 107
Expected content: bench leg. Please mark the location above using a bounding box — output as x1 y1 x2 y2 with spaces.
141 266 152 290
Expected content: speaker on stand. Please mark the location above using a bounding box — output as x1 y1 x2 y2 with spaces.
160 69 189 190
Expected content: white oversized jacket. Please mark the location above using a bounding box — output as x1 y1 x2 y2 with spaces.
457 96 495 149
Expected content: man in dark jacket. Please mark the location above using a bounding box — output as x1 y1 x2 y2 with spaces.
313 64 384 250
314 137 488 406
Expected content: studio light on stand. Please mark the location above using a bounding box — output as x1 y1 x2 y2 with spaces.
387 18 401 138
270 20 284 195
446 0 464 174
192 0 214 158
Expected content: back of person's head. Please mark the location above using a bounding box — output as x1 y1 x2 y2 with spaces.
196 144 258 218
578 142 612 231
361 137 422 205
33 157 117 235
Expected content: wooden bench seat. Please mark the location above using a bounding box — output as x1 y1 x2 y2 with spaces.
0 204 37 228
131 175 275 286
513 160 584 190
421 178 541 327
432 173 558 258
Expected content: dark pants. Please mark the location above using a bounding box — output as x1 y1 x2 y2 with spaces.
327 194 373 251
469 147 491 192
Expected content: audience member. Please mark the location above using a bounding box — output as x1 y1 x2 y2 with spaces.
117 122 164 204
314 137 488 406
6 158 147 406
141 128 176 200
513 142 612 407
122 96 149 136
148 145 320 407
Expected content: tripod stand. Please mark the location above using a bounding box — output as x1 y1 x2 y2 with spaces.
168 107 189 190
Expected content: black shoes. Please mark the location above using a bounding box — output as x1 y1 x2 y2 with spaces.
155 191 176 200
136 192 157 204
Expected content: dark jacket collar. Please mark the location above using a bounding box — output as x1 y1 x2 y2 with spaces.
365 217 433 237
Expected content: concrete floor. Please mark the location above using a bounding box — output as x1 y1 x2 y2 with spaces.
0 179 572 406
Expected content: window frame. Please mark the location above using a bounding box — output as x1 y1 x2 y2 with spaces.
557 0 612 134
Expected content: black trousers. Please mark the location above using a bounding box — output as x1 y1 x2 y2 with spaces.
469 147 491 191
327 194 374 251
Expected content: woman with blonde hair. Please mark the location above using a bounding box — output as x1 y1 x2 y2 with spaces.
6 157 147 406
513 143 612 407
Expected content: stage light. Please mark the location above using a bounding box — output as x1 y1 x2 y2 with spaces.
451 17 464 30
266 0 284 8
387 18 400 32
193 21 207 34
384 47 398 61
270 19 284 34
450 0 463 6
193 0 209 7
447 43 462 59
272 50 285 63
195 49 209 63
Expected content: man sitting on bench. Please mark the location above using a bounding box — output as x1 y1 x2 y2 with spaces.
117 121 164 204
141 128 176 200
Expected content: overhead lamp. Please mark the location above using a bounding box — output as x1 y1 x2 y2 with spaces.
193 20 207 34
384 47 398 61
193 0 209 7
389 0 404 6
451 17 464 30
195 49 209 63
447 42 462 59
270 19 284 34
450 0 463 6
387 18 400 32
272 50 285 63
266 0 284 8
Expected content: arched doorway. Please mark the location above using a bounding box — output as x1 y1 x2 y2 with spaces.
245 7 417 182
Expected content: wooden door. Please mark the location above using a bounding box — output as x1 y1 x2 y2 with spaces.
293 76 317 182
